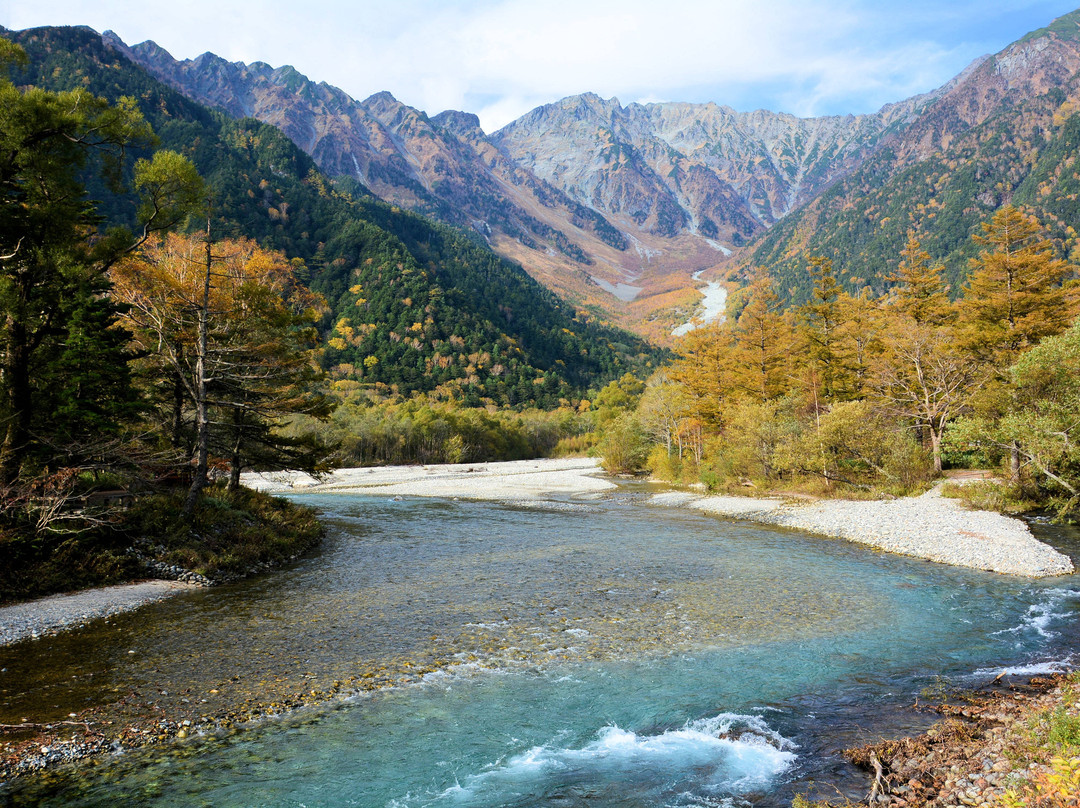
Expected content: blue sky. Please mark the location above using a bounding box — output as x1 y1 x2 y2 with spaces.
2 1 1078 131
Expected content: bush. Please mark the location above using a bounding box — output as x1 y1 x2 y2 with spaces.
646 445 682 481
597 414 648 473
0 484 323 603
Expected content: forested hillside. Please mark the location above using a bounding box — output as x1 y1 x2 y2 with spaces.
6 25 657 407
745 10 1080 304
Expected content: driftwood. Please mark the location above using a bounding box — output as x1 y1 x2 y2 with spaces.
0 720 99 735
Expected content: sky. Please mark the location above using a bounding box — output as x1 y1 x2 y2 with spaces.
3 1 1079 132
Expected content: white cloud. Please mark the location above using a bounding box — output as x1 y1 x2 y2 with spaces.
2 0 1077 129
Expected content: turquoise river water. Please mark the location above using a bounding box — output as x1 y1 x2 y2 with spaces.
4 486 1080 807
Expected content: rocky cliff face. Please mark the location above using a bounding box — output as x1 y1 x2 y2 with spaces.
491 93 931 246
104 31 912 250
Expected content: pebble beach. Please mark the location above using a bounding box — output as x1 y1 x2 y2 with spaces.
651 486 1074 578
249 458 1074 578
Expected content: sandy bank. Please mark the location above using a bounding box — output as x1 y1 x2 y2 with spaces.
242 457 617 500
0 580 201 646
651 487 1074 578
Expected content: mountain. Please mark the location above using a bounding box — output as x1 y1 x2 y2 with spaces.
102 7 1080 322
102 34 938 336
5 25 657 406
744 9 1080 302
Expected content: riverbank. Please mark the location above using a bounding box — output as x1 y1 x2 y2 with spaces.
248 459 1073 578
820 670 1080 807
242 457 618 500
0 580 201 646
3 462 1076 792
651 487 1074 578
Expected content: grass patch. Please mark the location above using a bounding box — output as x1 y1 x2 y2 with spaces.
0 484 323 604
938 480 1037 514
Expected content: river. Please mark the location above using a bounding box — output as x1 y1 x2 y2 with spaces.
672 270 728 337
4 487 1080 806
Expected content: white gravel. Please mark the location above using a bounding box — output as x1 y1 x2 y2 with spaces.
243 457 617 500
651 487 1074 578
0 580 200 646
248 460 1074 577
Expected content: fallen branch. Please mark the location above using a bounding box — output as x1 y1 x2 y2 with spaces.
0 720 99 735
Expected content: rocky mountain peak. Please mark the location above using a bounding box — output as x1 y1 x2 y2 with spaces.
431 110 484 139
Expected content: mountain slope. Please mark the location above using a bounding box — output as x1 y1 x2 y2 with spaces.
6 25 657 406
99 7 1080 323
743 9 1080 303
103 34 937 336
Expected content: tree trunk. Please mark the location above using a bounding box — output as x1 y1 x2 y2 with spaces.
1010 440 1021 484
228 406 243 494
183 219 213 518
0 321 31 486
171 363 185 449
929 423 943 475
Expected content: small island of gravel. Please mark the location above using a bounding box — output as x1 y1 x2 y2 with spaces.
651 487 1074 578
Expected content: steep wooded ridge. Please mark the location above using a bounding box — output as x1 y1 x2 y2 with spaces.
103 9 1080 318
5 25 656 407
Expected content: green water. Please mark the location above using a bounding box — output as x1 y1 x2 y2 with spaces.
4 489 1080 807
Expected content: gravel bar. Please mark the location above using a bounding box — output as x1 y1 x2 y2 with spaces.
651 487 1074 578
0 580 201 646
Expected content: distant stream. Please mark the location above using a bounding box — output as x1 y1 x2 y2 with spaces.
5 487 1080 807
673 269 728 336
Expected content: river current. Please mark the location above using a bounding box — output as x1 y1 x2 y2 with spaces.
5 486 1080 807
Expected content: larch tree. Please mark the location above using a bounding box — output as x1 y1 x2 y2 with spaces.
871 235 972 474
797 256 850 403
957 206 1077 480
887 232 952 326
730 269 790 403
112 232 331 514
836 286 882 400
958 206 1074 361
669 322 736 429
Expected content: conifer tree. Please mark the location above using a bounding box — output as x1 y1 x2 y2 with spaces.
958 206 1074 361
0 37 202 485
112 233 332 510
888 232 951 326
731 269 789 403
670 323 736 428
797 256 850 402
837 287 882 399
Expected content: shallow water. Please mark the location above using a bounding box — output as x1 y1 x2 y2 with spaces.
5 489 1080 807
